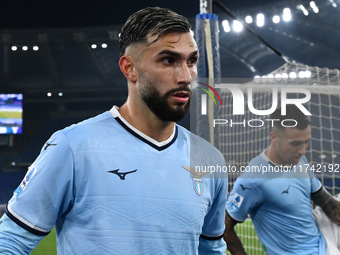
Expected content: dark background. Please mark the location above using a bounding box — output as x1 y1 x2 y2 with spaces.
0 0 339 203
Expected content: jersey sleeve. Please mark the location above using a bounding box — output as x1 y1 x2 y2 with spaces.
6 130 75 236
199 176 228 254
0 214 44 254
310 171 322 194
301 156 322 193
226 177 263 222
198 237 226 254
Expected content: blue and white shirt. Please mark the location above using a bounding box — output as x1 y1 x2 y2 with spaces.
226 151 325 255
1 106 228 254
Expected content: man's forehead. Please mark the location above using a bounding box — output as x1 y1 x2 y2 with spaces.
146 32 197 49
282 126 311 138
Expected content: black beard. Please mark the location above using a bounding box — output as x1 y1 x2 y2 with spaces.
141 86 190 122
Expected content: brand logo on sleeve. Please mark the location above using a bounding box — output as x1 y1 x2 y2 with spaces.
231 193 244 210
14 165 37 197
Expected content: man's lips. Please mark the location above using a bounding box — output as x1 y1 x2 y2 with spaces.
172 91 190 103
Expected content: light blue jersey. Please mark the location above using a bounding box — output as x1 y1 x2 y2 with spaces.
1 106 228 254
226 151 325 255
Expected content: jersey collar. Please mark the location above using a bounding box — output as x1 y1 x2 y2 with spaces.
109 106 178 151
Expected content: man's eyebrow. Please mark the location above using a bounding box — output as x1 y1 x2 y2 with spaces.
157 50 198 59
290 138 311 144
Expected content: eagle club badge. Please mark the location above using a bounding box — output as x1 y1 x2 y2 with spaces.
182 166 210 196
193 178 203 196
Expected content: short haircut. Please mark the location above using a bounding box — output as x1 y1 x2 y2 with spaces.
119 7 192 58
270 104 310 130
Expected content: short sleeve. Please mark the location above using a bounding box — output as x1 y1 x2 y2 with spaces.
6 131 75 235
310 171 322 194
226 177 263 222
300 156 322 194
201 177 229 239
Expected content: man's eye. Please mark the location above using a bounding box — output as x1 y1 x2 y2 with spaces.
188 56 198 66
291 141 308 147
162 57 175 64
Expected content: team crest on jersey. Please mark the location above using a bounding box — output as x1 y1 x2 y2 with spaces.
232 193 244 210
193 178 203 196
14 165 37 197
182 166 207 196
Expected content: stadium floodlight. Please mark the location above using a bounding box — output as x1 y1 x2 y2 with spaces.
283 8 292 22
101 43 108 48
328 0 337 7
222 20 231 32
310 1 319 14
274 73 282 80
33 46 39 51
256 13 265 27
298 4 309 16
299 71 306 78
91 44 97 49
289 71 297 79
281 73 289 80
254 75 261 83
245 15 253 24
11 46 17 51
272 15 280 24
305 70 312 78
233 20 244 33
22 46 28 51
310 1 317 8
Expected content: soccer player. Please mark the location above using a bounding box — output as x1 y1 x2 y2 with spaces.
224 105 340 255
0 7 228 254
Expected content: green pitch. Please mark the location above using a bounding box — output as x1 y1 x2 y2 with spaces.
0 111 22 119
226 219 265 255
31 228 57 255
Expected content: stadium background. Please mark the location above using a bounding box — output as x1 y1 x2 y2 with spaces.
0 0 339 254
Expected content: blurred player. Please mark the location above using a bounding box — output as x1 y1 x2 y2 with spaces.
0 7 228 254
224 104 340 255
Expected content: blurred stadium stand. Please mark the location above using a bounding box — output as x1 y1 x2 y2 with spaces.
1 0 340 204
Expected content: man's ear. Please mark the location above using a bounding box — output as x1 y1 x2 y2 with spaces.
119 55 137 83
270 130 278 146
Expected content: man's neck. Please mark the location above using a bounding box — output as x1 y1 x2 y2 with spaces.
264 145 283 166
118 102 175 143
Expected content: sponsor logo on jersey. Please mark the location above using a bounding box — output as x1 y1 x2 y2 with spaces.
282 185 290 194
239 184 251 191
231 193 244 210
108 169 137 180
193 178 203 196
14 165 37 197
44 142 57 150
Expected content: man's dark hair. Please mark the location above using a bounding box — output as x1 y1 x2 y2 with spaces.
119 7 192 58
270 104 310 130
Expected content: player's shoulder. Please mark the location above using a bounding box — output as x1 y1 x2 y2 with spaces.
248 153 267 166
47 111 113 145
63 111 113 133
61 111 113 137
177 125 224 158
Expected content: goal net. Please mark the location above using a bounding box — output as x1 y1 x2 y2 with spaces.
219 62 340 194
193 61 340 255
